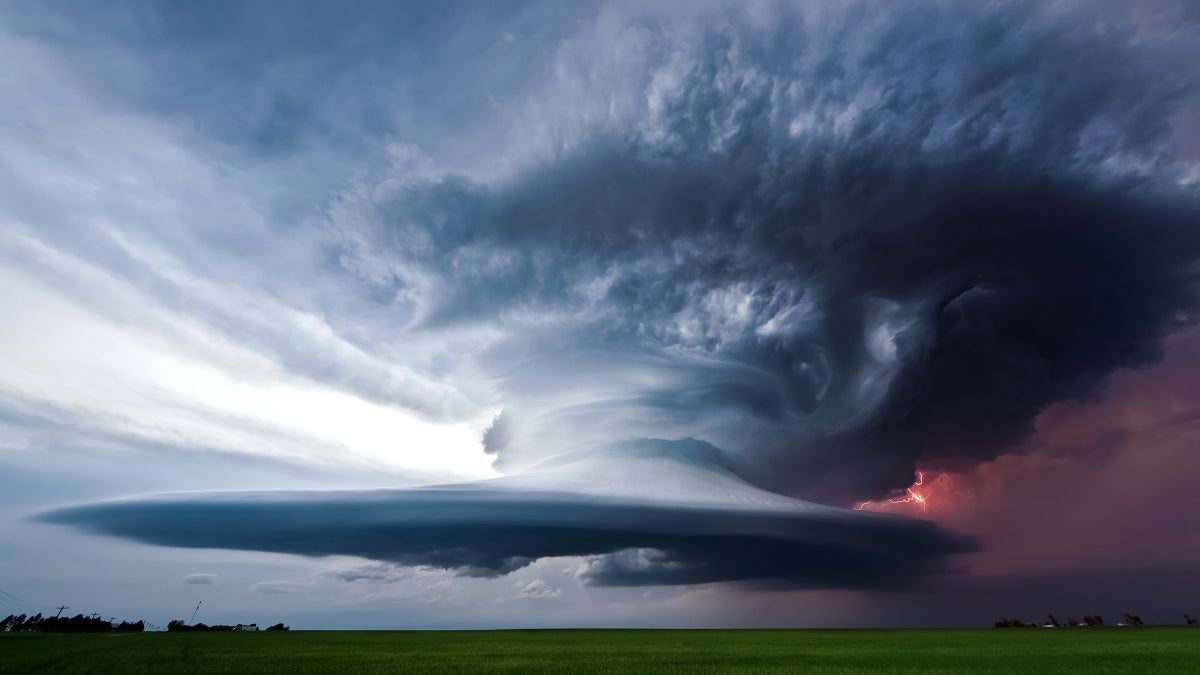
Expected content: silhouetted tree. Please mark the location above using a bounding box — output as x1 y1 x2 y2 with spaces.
41 613 112 633
1185 613 1198 626
1122 613 1144 627
167 619 238 632
265 623 289 631
0 612 147 633
1046 614 1060 627
1083 615 1105 627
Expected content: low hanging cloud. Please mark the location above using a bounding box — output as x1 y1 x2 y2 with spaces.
39 0 1200 587
520 580 562 599
40 440 973 587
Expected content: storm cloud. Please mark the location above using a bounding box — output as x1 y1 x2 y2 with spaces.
41 440 973 587
33 0 1200 591
331 0 1200 502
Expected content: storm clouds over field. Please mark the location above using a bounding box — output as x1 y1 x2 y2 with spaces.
4 0 1200 627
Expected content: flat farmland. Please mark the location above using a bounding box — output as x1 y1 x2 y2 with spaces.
2 628 1196 674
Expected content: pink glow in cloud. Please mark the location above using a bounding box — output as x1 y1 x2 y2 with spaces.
865 328 1200 577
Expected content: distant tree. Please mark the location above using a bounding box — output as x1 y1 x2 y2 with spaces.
1047 614 1061 627
1067 618 1080 628
1083 615 1105 627
41 613 112 633
1122 613 1144 627
266 623 289 631
1185 614 1198 626
166 620 239 632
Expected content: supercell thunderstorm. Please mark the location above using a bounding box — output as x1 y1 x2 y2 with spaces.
42 0 1200 588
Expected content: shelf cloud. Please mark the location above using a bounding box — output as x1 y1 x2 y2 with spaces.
41 440 974 587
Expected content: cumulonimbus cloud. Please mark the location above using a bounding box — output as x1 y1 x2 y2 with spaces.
40 0 1200 586
332 0 1200 502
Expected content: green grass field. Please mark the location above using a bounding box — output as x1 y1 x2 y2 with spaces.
1 628 1197 674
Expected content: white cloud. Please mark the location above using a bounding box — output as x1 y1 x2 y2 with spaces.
0 23 498 484
183 573 219 586
520 579 562 599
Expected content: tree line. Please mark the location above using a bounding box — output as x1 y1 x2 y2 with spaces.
1 613 144 633
994 613 1200 628
3 613 289 633
166 620 288 632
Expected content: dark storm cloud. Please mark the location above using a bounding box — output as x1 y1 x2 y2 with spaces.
337 0 1200 502
38 446 974 588
31 0 1200 593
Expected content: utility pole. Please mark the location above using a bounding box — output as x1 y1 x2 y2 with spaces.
188 601 202 626
54 606 67 619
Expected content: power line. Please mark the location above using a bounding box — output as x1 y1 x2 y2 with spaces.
0 595 44 614
0 596 27 613
0 588 54 610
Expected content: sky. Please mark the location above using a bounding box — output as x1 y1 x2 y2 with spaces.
2 0 1199 629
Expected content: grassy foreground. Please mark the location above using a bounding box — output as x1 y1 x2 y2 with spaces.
2 628 1197 674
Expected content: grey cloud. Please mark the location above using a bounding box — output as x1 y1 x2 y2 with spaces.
335 0 1200 502
520 579 561 599
481 411 511 455
183 573 218 586
249 581 299 595
0 5 482 427
38 440 974 588
323 563 411 584
19 0 1200 602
